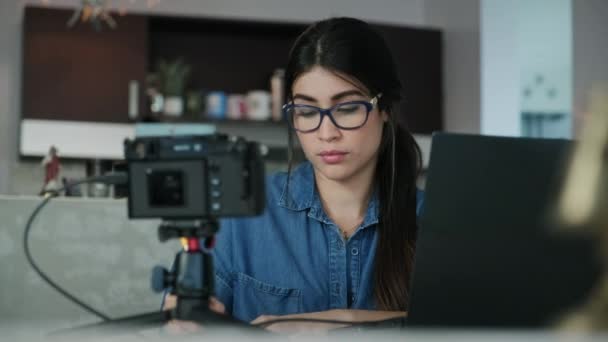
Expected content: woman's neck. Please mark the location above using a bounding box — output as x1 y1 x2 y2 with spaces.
314 161 376 226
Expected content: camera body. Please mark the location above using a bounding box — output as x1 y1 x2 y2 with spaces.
124 134 265 219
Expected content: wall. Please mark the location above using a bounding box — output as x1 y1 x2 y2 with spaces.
518 0 572 138
423 0 481 134
572 0 608 136
0 1 21 195
481 0 575 138
480 0 522 136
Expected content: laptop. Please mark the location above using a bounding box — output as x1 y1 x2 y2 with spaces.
407 133 602 328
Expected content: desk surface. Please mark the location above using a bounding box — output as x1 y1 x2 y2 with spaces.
2 319 608 342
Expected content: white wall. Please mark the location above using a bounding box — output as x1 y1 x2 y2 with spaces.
481 0 573 138
518 0 572 138
573 0 608 136
424 0 481 134
480 0 522 136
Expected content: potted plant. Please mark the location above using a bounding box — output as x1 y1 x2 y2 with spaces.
157 58 192 117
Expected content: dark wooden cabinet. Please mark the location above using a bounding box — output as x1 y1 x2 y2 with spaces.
377 25 443 133
22 6 442 133
22 7 147 123
148 16 305 95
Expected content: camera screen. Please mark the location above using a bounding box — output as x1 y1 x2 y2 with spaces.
148 170 185 207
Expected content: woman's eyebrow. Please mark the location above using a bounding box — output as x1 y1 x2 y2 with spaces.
331 90 366 101
292 93 317 102
292 89 366 103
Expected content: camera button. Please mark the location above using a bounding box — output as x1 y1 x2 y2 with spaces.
210 178 221 186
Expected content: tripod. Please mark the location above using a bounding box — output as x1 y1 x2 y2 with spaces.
152 219 221 322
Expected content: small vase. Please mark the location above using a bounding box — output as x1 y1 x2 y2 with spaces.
164 96 184 117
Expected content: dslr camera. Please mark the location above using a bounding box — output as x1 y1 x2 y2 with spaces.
124 134 265 219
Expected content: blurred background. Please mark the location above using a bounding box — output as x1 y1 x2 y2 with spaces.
0 0 606 196
0 0 607 334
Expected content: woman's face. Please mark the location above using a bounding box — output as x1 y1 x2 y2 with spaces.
291 66 387 183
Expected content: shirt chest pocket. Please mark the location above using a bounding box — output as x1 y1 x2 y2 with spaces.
232 272 302 322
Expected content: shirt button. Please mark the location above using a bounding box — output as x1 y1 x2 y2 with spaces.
351 247 359 255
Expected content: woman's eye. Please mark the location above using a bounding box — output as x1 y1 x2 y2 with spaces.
295 108 318 117
336 104 360 114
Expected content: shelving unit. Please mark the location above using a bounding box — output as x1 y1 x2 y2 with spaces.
20 6 442 161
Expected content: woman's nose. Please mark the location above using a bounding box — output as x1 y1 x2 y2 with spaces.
316 113 341 142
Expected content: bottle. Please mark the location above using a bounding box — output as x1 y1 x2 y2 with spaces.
270 69 285 122
246 90 271 121
128 80 139 120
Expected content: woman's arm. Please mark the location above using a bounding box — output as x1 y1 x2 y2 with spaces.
251 309 407 333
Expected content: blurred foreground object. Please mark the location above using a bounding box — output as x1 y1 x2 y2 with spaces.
557 83 608 331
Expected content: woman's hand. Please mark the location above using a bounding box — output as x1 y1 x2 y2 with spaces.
163 295 226 334
251 309 406 334
162 294 226 313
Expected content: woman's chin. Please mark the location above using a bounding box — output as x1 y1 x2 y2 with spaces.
313 163 356 183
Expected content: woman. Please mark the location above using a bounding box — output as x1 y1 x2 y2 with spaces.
166 17 423 331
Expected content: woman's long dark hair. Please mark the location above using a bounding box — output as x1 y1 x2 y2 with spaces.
284 17 422 311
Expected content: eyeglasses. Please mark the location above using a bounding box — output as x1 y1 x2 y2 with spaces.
283 94 382 133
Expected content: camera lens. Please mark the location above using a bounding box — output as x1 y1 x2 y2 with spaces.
148 170 184 207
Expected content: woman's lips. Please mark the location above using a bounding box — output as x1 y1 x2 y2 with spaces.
318 150 348 164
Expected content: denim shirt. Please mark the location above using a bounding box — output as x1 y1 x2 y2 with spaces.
211 161 424 323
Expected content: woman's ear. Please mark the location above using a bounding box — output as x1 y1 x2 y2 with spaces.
380 110 389 122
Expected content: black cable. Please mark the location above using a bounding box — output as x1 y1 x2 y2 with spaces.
23 173 128 322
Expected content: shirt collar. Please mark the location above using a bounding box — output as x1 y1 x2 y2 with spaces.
278 161 379 228
278 162 316 212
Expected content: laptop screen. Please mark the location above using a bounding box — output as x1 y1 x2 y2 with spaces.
407 133 602 328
